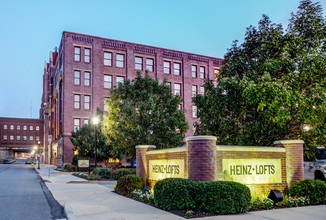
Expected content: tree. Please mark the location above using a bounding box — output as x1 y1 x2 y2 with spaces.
102 71 189 159
70 108 115 162
194 0 326 160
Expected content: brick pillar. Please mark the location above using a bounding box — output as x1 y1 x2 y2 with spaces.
136 145 156 184
186 136 217 181
274 140 304 187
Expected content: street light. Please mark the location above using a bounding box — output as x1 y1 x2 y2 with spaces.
37 141 41 169
33 146 37 165
92 117 99 168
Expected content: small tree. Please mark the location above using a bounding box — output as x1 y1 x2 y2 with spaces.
102 71 189 159
70 108 115 162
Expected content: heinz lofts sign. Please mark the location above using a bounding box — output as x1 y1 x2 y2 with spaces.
149 159 185 180
222 158 282 184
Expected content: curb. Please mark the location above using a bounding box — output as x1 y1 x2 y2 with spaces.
64 202 78 220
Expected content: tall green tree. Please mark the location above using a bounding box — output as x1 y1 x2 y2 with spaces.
102 71 189 159
194 0 326 160
70 108 115 162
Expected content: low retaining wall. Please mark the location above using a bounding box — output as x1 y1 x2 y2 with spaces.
136 136 304 194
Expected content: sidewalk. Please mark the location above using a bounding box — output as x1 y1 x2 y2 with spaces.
35 164 326 220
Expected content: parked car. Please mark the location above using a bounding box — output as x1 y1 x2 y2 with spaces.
131 159 136 168
304 147 326 180
25 158 32 164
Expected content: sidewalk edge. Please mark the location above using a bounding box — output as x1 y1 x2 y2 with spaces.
64 202 78 220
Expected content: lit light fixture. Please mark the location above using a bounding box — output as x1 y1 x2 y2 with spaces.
303 124 311 131
34 146 37 150
92 117 99 125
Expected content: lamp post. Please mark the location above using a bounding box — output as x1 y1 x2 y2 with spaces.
92 117 99 168
33 146 37 165
37 141 41 169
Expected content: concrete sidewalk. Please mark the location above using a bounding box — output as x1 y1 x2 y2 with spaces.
34 164 326 220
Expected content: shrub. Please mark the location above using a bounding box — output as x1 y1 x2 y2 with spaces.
115 174 144 196
289 179 326 205
251 198 262 210
92 167 111 179
63 164 76 172
113 168 136 180
131 189 154 204
154 178 251 214
196 181 251 214
71 155 79 166
87 173 101 180
262 198 274 209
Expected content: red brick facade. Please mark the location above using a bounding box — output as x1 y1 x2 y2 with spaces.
40 31 222 164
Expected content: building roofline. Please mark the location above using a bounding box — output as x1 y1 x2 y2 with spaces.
62 31 223 62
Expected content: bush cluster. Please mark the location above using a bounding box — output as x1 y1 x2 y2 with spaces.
289 179 326 205
115 174 144 196
63 164 76 172
73 172 101 180
154 178 251 214
92 167 111 179
113 168 136 180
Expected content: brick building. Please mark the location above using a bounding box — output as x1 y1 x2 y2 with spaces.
0 117 43 159
40 31 222 165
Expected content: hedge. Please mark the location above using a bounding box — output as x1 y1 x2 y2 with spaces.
115 174 144 196
92 167 111 179
154 178 251 214
289 179 326 205
113 168 136 180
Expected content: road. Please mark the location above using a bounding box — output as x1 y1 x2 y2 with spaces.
0 160 66 220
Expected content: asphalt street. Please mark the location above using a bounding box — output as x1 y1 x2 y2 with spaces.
0 160 65 220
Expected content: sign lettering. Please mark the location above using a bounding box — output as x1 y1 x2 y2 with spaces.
149 159 184 181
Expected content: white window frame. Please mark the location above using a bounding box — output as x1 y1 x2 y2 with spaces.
104 52 112 66
146 58 154 72
74 118 80 131
104 75 112 89
200 66 205 79
164 61 170 74
74 70 81 85
116 76 124 87
174 63 181 76
192 106 197 118
192 85 197 97
84 95 90 110
74 47 81 61
84 72 90 86
192 65 197 78
84 48 91 63
116 54 124 68
174 83 181 96
74 94 80 109
135 56 143 70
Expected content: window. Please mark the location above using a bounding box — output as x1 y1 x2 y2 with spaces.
3 135 7 140
192 85 197 97
23 136 27 141
178 104 182 111
3 125 7 129
174 63 181 76
23 126 27 130
30 126 33 131
84 72 90 86
36 126 39 131
74 47 81 61
74 71 81 85
10 125 14 130
200 86 205 94
30 136 33 141
116 54 124 67
165 82 171 88
84 95 90 110
116 76 124 87
17 125 20 130
84 48 91 62
135 57 143 70
17 136 20 141
10 135 14 141
74 118 80 131
174 83 181 96
164 61 170 74
104 98 109 111
192 106 197 118
74 94 80 109
36 136 39 141
104 75 112 89
200 66 205 79
84 119 89 125
146 58 154 72
192 65 197 78
104 52 112 66
214 68 220 80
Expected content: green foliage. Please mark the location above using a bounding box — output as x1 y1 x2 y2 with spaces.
130 189 155 204
262 198 274 209
71 155 79 166
251 198 262 210
153 178 251 214
73 172 101 180
115 174 144 196
289 179 326 205
194 0 326 160
63 164 76 172
92 167 111 179
113 168 136 180
154 178 198 210
102 71 189 159
196 181 251 214
70 108 116 162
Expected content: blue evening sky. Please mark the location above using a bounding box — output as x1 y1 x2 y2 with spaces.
0 0 325 119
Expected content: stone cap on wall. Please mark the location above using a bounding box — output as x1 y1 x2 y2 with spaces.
186 136 217 142
146 147 187 155
216 145 285 152
274 140 304 145
135 145 156 149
